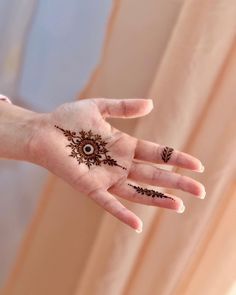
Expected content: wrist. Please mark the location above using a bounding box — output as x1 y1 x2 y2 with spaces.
0 102 43 162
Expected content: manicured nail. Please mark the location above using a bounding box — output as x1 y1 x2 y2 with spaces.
177 203 185 214
135 228 142 234
199 190 206 199
135 221 143 233
199 164 205 172
147 98 154 109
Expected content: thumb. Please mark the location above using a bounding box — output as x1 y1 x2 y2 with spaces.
93 98 154 118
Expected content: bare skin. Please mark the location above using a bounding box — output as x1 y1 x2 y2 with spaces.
0 98 205 233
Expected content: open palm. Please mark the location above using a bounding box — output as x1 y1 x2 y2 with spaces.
30 98 205 232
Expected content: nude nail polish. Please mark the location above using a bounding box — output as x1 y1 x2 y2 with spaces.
177 203 185 214
199 190 206 199
135 228 142 234
199 164 205 172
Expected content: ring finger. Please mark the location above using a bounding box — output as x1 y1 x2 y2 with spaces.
109 180 184 213
128 162 206 199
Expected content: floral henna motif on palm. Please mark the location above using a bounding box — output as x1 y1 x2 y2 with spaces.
161 146 174 163
55 125 127 170
128 184 175 201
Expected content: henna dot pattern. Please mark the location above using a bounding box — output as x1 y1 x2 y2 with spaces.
128 183 175 201
54 125 127 170
161 146 174 163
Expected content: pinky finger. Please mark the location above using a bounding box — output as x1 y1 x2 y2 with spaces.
88 188 143 233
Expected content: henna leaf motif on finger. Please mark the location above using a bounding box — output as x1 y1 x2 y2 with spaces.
128 183 174 201
55 125 127 170
161 146 174 163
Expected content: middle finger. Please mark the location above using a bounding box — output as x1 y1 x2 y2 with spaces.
134 139 204 172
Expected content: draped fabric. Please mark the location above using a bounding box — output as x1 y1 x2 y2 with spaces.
0 0 37 98
0 0 112 287
0 0 44 287
3 0 236 294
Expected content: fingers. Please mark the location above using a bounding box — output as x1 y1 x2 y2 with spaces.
109 181 184 213
92 98 153 118
134 139 204 172
88 187 143 233
128 162 206 199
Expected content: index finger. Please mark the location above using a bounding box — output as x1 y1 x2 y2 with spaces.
92 98 153 118
134 139 204 172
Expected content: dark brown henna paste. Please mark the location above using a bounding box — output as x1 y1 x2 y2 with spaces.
161 146 174 163
128 183 174 201
55 125 127 170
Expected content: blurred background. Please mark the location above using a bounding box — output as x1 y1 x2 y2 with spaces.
0 0 113 286
1 0 236 294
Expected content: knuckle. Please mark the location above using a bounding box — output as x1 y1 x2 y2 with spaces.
103 197 114 210
105 105 112 117
121 100 128 116
176 175 186 190
175 152 181 165
151 167 161 182
87 185 102 199
114 204 127 218
156 145 162 160
128 163 137 177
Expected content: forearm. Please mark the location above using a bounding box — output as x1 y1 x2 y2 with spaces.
0 101 37 161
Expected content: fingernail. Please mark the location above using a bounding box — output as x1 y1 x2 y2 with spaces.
177 203 185 214
199 164 205 172
135 228 142 234
135 221 143 233
199 190 206 199
147 99 154 109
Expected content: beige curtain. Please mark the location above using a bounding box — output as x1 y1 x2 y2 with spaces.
3 0 236 294
0 0 38 98
0 0 44 288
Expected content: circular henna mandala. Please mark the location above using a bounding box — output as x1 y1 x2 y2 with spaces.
78 139 99 158
54 125 126 170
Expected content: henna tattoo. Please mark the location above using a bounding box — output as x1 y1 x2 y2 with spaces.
161 146 174 163
54 125 127 170
128 183 174 201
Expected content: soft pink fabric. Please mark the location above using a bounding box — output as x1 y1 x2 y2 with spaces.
4 1 236 295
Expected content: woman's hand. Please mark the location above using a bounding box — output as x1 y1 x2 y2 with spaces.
29 98 205 233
